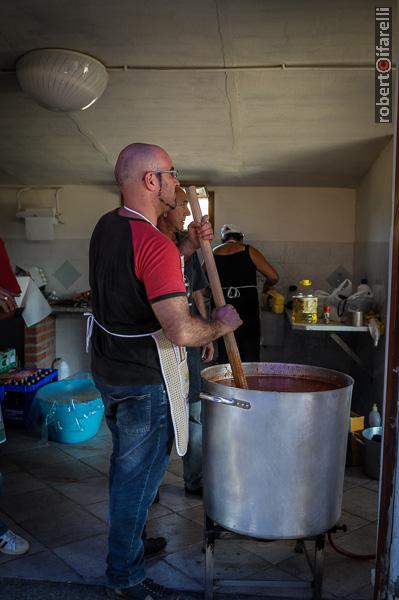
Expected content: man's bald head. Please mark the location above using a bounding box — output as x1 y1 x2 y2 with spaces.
114 143 168 186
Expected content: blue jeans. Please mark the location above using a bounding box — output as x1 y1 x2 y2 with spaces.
183 347 202 491
95 381 173 589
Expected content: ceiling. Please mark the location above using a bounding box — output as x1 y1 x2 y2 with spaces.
0 0 395 187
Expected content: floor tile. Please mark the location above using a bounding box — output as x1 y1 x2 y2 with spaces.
27 459 101 484
344 467 371 488
146 558 203 591
0 430 43 456
277 550 374 598
0 424 379 597
19 503 106 548
1 470 48 496
0 455 20 474
164 540 274 584
162 470 183 486
0 487 76 522
330 522 377 556
0 549 83 582
148 502 173 520
342 487 378 522
157 483 202 512
85 500 108 523
214 563 312 598
346 582 374 599
167 459 184 478
59 436 111 460
361 480 380 492
53 476 108 505
237 539 299 566
54 534 107 582
80 453 110 475
177 504 204 526
145 512 203 554
6 444 72 469
334 510 370 538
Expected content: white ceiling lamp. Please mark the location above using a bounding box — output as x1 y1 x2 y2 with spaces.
16 48 109 112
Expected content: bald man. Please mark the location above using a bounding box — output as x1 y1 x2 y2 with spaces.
158 187 212 496
89 143 241 600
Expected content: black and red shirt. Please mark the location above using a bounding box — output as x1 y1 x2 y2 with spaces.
89 209 187 386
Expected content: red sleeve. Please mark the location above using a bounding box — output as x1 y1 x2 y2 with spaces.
131 222 187 303
0 239 21 295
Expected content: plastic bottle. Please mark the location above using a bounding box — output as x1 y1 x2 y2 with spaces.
357 278 372 295
368 404 382 427
292 279 318 324
52 358 71 380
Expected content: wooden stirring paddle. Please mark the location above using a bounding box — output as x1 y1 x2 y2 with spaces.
188 186 248 389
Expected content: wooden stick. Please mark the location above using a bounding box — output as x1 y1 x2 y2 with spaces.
188 186 248 389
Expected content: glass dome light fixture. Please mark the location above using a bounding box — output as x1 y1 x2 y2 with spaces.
16 48 109 112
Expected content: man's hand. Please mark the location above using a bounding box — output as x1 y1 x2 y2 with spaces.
180 215 213 258
0 287 17 314
201 341 214 363
212 304 242 335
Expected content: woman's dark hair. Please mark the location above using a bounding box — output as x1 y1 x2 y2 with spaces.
222 232 244 243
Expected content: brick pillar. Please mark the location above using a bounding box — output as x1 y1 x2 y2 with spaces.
24 315 56 368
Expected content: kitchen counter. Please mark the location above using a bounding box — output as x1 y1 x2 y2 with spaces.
51 305 90 314
286 310 370 373
286 310 369 332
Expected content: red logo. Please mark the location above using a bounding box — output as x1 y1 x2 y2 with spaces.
376 58 391 73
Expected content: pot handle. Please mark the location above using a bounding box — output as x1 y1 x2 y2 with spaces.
200 392 251 410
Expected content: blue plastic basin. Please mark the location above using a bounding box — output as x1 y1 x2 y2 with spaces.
36 377 104 444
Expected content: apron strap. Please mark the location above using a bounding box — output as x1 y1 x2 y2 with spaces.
84 312 161 352
223 285 257 299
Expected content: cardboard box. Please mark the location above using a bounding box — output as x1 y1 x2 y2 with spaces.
350 412 364 432
350 432 364 466
346 412 365 467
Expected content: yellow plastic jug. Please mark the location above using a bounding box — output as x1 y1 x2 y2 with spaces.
265 289 285 314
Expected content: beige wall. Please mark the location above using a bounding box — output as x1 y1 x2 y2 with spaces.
0 185 119 239
211 187 356 242
355 140 394 243
351 139 393 415
0 184 356 242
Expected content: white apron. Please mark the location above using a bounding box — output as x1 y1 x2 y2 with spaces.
85 313 189 456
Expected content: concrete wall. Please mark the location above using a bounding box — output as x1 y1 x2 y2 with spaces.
0 183 358 374
212 186 356 296
1 184 356 298
351 140 394 416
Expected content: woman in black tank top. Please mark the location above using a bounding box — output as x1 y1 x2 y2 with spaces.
212 224 279 363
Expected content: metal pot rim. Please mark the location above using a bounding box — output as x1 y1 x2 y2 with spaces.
201 361 354 393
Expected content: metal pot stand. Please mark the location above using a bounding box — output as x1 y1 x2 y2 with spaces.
204 515 346 600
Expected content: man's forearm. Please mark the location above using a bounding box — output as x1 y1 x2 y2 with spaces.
180 315 227 348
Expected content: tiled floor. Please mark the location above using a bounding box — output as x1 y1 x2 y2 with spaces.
0 421 377 599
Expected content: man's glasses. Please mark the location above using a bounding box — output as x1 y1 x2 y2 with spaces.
155 168 179 179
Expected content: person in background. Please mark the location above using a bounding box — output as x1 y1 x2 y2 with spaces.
212 224 279 363
158 187 212 497
0 239 30 556
89 143 241 600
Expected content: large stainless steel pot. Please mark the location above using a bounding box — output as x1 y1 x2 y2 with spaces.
201 362 353 540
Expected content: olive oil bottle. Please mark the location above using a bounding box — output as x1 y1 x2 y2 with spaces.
292 279 318 324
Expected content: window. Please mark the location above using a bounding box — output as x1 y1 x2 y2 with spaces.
182 186 214 230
